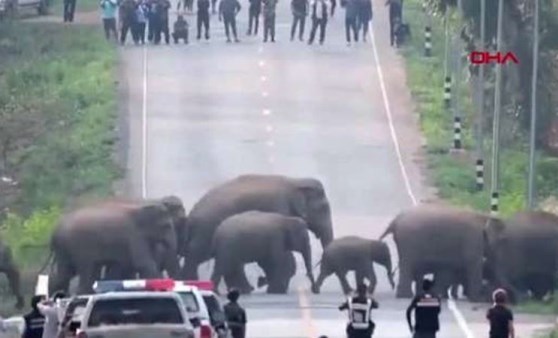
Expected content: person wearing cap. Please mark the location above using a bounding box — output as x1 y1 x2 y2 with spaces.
406 277 441 338
224 289 247 338
338 283 379 338
486 289 514 338
22 295 46 338
37 291 66 338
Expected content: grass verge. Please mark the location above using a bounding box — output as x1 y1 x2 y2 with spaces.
400 0 558 315
0 21 119 314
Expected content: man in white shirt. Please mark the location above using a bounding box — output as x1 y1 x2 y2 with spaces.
37 291 66 338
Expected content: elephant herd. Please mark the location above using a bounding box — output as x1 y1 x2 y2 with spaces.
0 173 557 309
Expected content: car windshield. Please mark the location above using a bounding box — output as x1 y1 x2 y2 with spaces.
178 291 199 313
202 295 225 324
87 297 183 327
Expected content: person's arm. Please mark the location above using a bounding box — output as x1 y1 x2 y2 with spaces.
406 297 417 333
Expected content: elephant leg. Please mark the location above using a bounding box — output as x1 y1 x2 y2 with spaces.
464 261 483 302
334 270 352 295
77 264 96 295
312 262 333 294
225 267 254 294
396 263 414 298
1 267 23 309
267 252 295 294
50 255 75 295
359 264 377 295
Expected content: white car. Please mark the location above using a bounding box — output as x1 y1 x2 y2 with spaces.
0 0 48 17
77 291 195 338
92 279 228 338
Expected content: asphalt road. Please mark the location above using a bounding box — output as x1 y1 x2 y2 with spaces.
119 0 556 337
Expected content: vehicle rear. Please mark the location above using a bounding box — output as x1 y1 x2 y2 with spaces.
199 290 229 338
78 292 194 338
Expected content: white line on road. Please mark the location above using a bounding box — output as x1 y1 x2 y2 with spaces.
261 76 267 82
369 23 476 338
141 46 148 200
259 60 266 67
262 109 271 115
262 91 269 97
266 125 274 132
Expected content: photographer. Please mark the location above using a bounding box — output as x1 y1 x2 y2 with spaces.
37 291 66 338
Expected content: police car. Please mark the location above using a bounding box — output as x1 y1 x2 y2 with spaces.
92 279 229 338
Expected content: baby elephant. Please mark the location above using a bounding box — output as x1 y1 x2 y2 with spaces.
211 211 315 294
311 236 395 295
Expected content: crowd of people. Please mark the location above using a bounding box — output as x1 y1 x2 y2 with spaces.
95 0 404 46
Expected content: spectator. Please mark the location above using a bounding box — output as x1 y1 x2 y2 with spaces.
487 289 514 338
224 289 247 338
172 14 189 43
406 277 441 338
22 295 46 338
100 0 118 41
37 291 66 338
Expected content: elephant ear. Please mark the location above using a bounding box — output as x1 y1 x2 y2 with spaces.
290 178 326 219
132 203 173 232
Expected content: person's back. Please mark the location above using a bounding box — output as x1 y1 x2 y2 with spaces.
339 284 378 338
23 296 46 338
219 0 240 17
291 0 307 15
100 0 117 18
262 0 277 16
174 16 188 31
406 278 441 338
487 289 514 338
224 289 246 338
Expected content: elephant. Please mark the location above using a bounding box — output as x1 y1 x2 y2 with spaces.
181 174 334 290
488 211 558 302
210 211 315 294
45 196 184 295
0 240 23 309
256 252 296 291
379 205 505 302
310 236 395 295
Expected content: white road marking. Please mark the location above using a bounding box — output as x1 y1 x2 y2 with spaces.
261 76 267 82
369 22 476 338
266 140 275 147
259 60 266 67
266 125 274 132
141 46 148 199
262 91 269 97
263 109 271 115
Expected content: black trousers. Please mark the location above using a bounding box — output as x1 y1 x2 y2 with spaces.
345 17 358 42
148 16 156 41
120 19 135 44
133 22 146 43
223 15 238 40
308 17 326 44
63 0 76 22
172 29 189 43
197 12 210 39
389 3 402 45
263 13 275 42
248 7 260 34
103 18 118 40
154 18 170 44
346 323 374 338
359 17 370 40
290 14 305 40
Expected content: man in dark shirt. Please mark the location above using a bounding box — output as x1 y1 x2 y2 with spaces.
290 0 308 41
197 0 211 39
22 295 46 338
247 0 261 35
339 283 379 338
262 0 278 42
487 289 514 338
343 0 359 45
154 0 171 44
224 289 247 338
219 0 241 42
385 0 402 46
406 277 441 338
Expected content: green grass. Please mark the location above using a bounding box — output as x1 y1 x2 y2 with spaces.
50 0 100 16
0 21 119 314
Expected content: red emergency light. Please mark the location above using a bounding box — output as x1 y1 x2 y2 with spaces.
182 280 214 291
145 278 175 291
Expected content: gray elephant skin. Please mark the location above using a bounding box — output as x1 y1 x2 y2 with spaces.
46 196 185 294
380 205 505 301
311 236 395 295
489 211 558 301
0 239 23 309
182 174 334 286
210 211 315 294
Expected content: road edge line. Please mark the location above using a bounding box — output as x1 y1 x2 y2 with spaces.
141 45 148 200
368 22 476 338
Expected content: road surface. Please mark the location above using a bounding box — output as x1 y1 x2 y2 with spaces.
119 0 556 337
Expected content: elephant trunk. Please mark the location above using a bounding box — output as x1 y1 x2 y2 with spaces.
310 206 334 249
374 242 395 290
300 237 315 288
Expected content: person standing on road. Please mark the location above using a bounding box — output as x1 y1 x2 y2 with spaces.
133 0 148 44
329 0 334 16
406 277 441 338
63 0 77 22
22 296 46 338
246 0 261 35
197 0 211 39
262 0 277 42
224 289 247 338
289 0 308 41
487 289 515 338
385 0 402 46
119 0 137 45
100 0 118 41
153 0 171 44
339 283 379 338
307 0 327 45
343 0 358 45
357 0 371 42
37 291 66 338
219 0 241 42
146 0 157 42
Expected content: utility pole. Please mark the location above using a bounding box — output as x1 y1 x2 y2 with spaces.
475 0 486 190
527 0 540 209
451 0 464 150
490 0 505 215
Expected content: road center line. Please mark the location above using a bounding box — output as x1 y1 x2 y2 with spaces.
369 23 476 338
